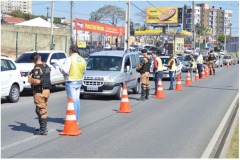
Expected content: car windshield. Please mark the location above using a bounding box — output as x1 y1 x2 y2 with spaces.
130 45 139 48
223 56 231 59
183 55 198 61
160 58 170 64
149 47 157 51
86 56 123 71
15 53 50 63
177 56 184 61
144 46 151 49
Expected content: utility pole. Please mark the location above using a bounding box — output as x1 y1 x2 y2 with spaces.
46 7 49 21
192 0 195 53
224 25 226 53
70 1 73 45
50 1 54 50
124 1 130 51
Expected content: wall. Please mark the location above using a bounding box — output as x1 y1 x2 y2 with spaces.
1 24 71 56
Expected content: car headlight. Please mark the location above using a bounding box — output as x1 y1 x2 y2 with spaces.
106 77 115 82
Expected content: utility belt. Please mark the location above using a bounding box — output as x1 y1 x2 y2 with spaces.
33 85 50 93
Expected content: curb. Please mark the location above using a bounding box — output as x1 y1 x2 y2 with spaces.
201 92 239 158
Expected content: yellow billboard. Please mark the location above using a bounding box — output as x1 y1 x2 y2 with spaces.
175 37 184 55
146 7 178 23
77 42 86 48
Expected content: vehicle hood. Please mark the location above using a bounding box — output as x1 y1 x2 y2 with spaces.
182 61 189 65
15 63 35 72
83 71 122 78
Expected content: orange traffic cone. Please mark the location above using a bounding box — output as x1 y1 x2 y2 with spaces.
205 66 209 77
59 97 82 136
195 69 200 81
154 78 166 99
201 68 206 79
227 62 230 68
185 71 192 86
117 86 132 113
175 74 183 91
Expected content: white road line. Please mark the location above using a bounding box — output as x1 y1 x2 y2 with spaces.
1 129 55 151
201 92 239 158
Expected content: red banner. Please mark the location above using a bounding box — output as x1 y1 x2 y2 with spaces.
75 19 125 36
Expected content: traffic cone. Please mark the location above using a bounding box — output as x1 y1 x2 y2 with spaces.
185 71 192 86
175 74 183 91
117 86 132 113
154 78 166 99
205 66 209 77
195 69 200 81
227 62 230 68
59 97 82 136
201 68 206 79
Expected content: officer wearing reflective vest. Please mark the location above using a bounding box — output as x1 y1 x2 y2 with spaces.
207 50 218 75
136 49 152 101
166 54 175 90
188 54 195 81
152 52 163 95
196 52 203 78
59 44 86 125
28 52 51 135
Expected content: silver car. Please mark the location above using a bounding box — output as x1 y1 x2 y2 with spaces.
81 51 141 100
214 54 223 67
181 54 199 72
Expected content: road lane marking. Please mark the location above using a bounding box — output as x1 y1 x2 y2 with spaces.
1 129 55 151
201 92 239 158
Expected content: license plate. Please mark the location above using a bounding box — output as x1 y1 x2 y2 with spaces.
87 86 98 91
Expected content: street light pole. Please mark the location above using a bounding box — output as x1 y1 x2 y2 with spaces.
124 1 130 51
192 0 195 53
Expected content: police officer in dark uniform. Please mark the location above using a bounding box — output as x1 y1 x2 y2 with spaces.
136 49 152 101
28 52 51 135
207 50 218 75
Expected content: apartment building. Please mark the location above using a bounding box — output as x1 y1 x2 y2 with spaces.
183 3 232 36
1 0 32 14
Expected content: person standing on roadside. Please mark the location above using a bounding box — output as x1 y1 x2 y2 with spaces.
207 50 218 75
136 49 152 101
28 52 51 135
188 54 196 81
166 54 175 90
196 51 203 78
152 52 163 95
59 44 86 124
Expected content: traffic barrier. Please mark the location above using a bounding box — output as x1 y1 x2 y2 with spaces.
195 69 200 81
205 66 209 77
175 74 183 91
117 86 132 113
201 68 206 79
227 62 230 68
185 71 192 86
154 78 166 99
59 97 82 136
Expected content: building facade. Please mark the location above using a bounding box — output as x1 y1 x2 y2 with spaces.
183 3 232 36
1 0 32 14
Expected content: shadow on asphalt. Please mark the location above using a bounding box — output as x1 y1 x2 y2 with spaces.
8 121 36 133
34 117 65 124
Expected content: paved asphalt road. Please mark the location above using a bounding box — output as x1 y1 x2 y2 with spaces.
1 65 239 158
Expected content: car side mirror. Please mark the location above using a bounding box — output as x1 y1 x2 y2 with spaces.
50 59 58 64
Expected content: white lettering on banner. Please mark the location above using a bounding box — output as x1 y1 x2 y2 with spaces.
66 115 76 120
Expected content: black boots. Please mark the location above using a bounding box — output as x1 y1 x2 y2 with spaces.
213 69 215 75
169 87 173 90
145 89 150 100
137 87 146 101
210 69 212 75
34 118 48 135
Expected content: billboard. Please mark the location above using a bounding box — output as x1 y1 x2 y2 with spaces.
146 7 178 24
75 19 125 36
175 37 184 54
205 27 212 36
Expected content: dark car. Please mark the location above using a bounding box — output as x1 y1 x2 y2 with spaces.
116 47 124 51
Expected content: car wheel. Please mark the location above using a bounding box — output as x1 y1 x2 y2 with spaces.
7 84 20 103
132 79 140 94
115 84 123 100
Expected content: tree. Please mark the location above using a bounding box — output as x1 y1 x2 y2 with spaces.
10 10 24 19
218 34 230 43
53 17 62 24
35 15 46 20
89 5 125 26
195 23 204 36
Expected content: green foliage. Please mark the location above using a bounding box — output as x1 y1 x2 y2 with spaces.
53 17 62 24
35 15 46 20
195 23 204 36
218 34 230 43
10 10 45 21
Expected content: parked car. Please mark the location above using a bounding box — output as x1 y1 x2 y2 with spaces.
116 47 124 51
214 54 223 67
220 50 225 55
223 55 237 65
159 56 182 81
1 56 23 103
181 54 199 72
130 45 139 49
139 55 154 79
177 56 184 62
15 50 67 90
81 51 141 100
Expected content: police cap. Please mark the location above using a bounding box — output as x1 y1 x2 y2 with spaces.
141 49 147 53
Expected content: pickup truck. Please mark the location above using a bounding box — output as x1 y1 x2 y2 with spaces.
15 50 68 90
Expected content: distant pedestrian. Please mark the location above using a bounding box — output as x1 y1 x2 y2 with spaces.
152 52 163 95
166 54 175 90
196 51 203 78
188 54 195 81
59 44 86 124
28 52 51 135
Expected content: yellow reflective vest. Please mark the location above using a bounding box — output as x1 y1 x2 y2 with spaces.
68 54 86 81
167 58 175 71
189 58 195 69
155 57 163 72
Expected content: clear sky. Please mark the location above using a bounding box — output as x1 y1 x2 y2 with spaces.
32 0 239 36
